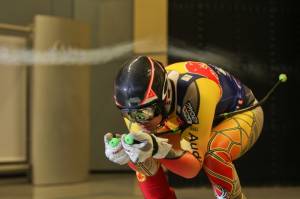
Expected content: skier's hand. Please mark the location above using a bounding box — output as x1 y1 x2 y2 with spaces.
121 132 172 163
104 132 130 165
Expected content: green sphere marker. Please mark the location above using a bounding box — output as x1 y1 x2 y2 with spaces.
109 137 120 148
279 74 287 82
125 134 134 145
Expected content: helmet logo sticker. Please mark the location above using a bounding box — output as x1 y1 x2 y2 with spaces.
148 89 157 98
142 89 158 105
182 101 199 124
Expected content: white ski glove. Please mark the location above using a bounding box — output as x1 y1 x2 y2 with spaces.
121 132 172 163
104 132 130 165
134 158 161 176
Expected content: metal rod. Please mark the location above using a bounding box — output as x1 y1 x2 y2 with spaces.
0 23 32 33
216 75 286 119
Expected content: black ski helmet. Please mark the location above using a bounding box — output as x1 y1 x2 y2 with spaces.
114 56 168 110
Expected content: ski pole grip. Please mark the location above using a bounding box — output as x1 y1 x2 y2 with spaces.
109 137 120 148
124 134 142 145
125 134 135 145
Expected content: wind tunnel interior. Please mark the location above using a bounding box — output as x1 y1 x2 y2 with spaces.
0 0 299 196
168 0 299 187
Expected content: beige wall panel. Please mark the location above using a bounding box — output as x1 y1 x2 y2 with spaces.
134 0 167 53
74 0 133 171
0 35 27 163
91 0 134 171
0 0 73 26
32 15 90 185
96 0 133 46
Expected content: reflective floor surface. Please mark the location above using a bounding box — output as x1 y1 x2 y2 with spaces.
0 173 300 199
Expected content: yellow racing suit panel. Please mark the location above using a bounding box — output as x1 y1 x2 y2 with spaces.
181 78 220 162
166 62 190 73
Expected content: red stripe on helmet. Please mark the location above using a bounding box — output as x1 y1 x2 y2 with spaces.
140 57 157 105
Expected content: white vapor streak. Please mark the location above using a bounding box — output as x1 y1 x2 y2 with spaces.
168 44 266 80
0 43 133 66
169 45 238 67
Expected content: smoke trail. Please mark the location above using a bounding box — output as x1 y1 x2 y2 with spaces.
169 45 238 66
0 40 268 82
0 42 133 66
169 44 267 82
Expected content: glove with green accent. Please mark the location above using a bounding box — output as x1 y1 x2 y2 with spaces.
104 133 130 165
121 132 172 163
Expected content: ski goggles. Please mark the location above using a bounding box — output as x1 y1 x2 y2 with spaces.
120 103 162 123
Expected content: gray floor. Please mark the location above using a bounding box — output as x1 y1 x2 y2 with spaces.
0 173 300 199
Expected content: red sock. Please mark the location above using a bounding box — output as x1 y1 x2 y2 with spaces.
131 164 176 199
